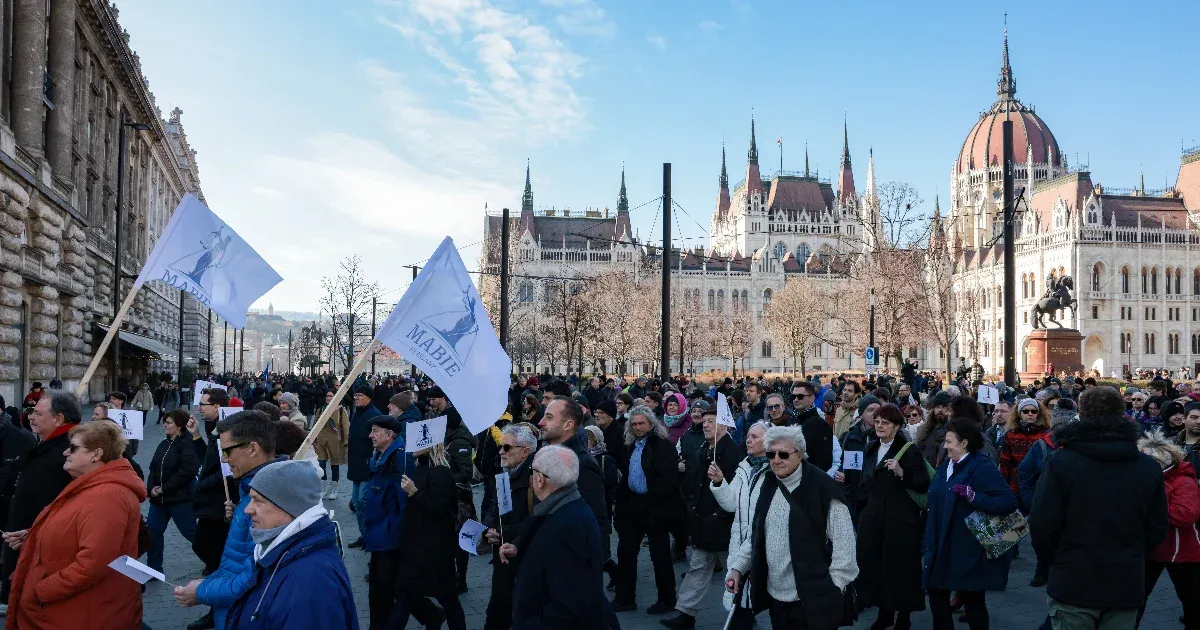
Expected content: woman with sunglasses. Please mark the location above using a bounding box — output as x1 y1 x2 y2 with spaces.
998 399 1051 501
901 404 926 441
857 404 931 630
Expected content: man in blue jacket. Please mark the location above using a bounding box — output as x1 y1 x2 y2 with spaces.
174 410 286 630
227 460 358 629
362 414 412 630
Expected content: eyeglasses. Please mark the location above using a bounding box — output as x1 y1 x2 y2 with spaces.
198 401 217 407
765 450 794 460
766 404 784 411
500 444 526 452
220 442 251 457
1020 409 1040 415
906 413 921 419
67 443 86 454
531 467 551 482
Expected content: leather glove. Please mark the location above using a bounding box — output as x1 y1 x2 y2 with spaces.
950 484 975 503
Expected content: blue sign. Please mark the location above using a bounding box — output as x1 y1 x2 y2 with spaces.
865 346 879 366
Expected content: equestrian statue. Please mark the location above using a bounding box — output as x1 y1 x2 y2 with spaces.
1031 276 1076 329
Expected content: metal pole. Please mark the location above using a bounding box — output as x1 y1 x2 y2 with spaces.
499 207 511 349
207 310 212 372
288 329 293 375
370 297 377 375
869 289 876 348
407 265 420 381
111 111 128 393
679 321 684 375
660 163 671 382
177 289 185 383
223 321 228 373
1002 117 1017 385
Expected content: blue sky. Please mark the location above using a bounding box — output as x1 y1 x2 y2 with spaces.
118 0 1199 312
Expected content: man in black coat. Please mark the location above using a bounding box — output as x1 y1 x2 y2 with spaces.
661 408 743 629
482 423 536 630
0 413 34 533
500 445 606 629
347 386 383 548
538 397 608 543
0 392 79 603
188 388 236 577
792 381 833 472
612 406 685 614
1031 386 1169 626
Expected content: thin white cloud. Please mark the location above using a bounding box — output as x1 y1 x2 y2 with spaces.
541 0 616 37
646 32 667 50
731 0 754 17
699 19 723 32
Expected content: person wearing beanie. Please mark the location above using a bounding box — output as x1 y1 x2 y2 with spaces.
1031 386 1169 623
594 398 626 470
998 398 1051 506
226 461 358 630
362 414 411 628
277 392 305 431
346 386 384 548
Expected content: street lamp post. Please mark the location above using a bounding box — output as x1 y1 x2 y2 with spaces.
869 288 877 364
678 317 685 376
110 111 151 393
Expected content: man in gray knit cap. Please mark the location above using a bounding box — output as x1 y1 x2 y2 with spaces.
226 460 359 629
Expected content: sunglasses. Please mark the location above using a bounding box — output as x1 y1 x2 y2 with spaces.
765 450 794 460
221 442 251 457
67 443 86 454
1020 409 1040 415
906 413 921 419
766 404 784 411
500 444 525 452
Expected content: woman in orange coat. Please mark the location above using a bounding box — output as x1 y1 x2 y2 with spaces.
6 420 147 629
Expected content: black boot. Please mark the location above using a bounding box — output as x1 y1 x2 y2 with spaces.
659 611 695 629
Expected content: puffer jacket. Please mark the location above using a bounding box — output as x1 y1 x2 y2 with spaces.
1149 460 1200 563
710 457 768 560
196 456 288 630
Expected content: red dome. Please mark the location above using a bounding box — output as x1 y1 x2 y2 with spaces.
957 105 1061 174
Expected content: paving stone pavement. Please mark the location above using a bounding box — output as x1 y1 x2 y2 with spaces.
124 408 1184 629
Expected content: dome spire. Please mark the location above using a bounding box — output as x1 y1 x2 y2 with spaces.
617 164 629 213
997 20 1017 101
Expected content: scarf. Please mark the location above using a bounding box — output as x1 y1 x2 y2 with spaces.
250 523 287 546
747 454 769 474
532 484 582 517
663 411 686 428
588 444 606 458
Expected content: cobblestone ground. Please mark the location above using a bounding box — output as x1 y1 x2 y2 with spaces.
126 408 1184 629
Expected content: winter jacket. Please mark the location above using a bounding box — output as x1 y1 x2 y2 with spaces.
711 457 768 562
554 433 610 539
193 419 239 521
511 491 606 629
997 426 1049 498
284 410 307 431
4 426 74 534
226 511 358 630
482 457 534 605
346 404 383 482
197 456 288 630
857 433 930 613
444 417 478 488
686 434 743 551
677 422 708 507
372 384 394 417
839 418 874 517
132 388 154 411
797 407 833 472
1174 434 1200 479
395 456 459 598
0 420 34 501
362 438 413 552
1017 436 1056 513
147 433 200 505
1030 418 1169 610
922 450 1016 592
6 458 146 630
614 431 684 524
1149 461 1200 564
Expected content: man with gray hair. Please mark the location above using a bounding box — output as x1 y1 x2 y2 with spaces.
500 445 607 628
726 425 858 628
0 391 79 609
482 423 537 628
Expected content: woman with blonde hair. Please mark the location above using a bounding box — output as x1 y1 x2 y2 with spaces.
7 421 146 628
388 440 465 629
1136 430 1200 628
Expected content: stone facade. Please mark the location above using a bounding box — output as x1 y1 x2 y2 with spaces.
0 1 209 404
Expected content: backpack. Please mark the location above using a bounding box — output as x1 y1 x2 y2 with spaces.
894 442 935 510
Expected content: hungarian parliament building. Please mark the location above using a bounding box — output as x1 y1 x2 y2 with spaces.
483 35 1200 378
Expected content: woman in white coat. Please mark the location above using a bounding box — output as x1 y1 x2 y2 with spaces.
707 421 770 630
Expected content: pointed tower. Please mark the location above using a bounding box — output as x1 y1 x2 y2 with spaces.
837 117 856 204
745 117 763 198
931 196 946 250
519 159 535 236
997 27 1017 103
614 165 632 240
865 148 878 200
804 141 810 178
716 145 731 218
862 149 882 250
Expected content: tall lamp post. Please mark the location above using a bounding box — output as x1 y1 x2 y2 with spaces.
678 317 685 376
110 111 151 393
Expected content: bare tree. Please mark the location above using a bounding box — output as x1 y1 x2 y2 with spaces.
916 219 957 379
956 286 986 368
764 276 829 376
877 182 928 248
319 255 380 375
541 280 597 375
712 310 752 377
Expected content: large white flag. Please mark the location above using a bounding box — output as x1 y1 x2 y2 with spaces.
376 237 510 435
135 193 282 328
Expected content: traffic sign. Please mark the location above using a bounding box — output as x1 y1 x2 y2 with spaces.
865 346 879 366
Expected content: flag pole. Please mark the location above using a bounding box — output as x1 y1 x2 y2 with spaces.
75 286 140 399
297 338 380 458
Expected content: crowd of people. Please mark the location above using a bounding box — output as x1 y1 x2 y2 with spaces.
0 367 1194 629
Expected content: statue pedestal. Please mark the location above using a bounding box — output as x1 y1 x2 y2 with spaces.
1022 328 1084 381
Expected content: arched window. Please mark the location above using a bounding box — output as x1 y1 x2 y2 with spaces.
761 340 773 358
1193 334 1200 355
1176 269 1182 295
1092 264 1101 291
707 289 715 311
1122 267 1130 294
716 289 724 312
773 241 787 261
1152 268 1159 294
1145 332 1156 355
1166 268 1174 295
796 242 811 261
762 288 773 310
1169 333 1180 355
731 289 740 312
1195 269 1200 296
1142 267 1149 294
740 290 749 311
1121 332 1131 354
1021 274 1028 299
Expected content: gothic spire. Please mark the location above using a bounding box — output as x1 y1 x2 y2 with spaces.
840 116 851 167
617 165 629 213
521 159 533 214
720 144 729 189
747 116 759 165
997 26 1017 101
804 141 810 178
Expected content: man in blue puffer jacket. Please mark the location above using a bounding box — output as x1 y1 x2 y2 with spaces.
174 410 286 630
227 460 358 630
362 414 414 629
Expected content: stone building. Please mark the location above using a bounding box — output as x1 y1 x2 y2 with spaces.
947 33 1200 377
0 1 210 404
